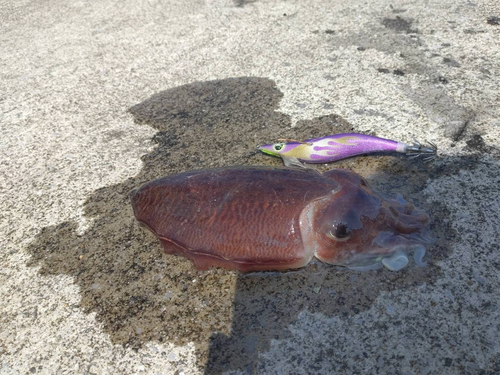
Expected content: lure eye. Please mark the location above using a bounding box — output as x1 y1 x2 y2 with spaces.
273 143 285 151
328 223 351 241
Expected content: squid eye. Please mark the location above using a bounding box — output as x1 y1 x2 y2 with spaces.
328 223 351 240
273 143 284 151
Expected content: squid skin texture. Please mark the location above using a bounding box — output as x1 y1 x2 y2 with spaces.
131 166 431 272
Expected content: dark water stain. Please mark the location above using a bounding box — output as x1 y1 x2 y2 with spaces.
27 77 293 356
486 16 500 26
26 77 489 373
376 68 406 76
390 5 407 14
465 134 495 154
463 28 486 34
442 57 461 68
234 0 257 7
382 16 418 34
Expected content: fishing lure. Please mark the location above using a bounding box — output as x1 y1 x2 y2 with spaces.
258 133 437 167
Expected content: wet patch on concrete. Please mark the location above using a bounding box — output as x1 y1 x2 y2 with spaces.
26 77 488 372
382 16 418 34
27 77 295 356
465 134 492 154
463 28 486 34
376 68 406 76
442 57 461 68
486 16 500 26
234 0 258 7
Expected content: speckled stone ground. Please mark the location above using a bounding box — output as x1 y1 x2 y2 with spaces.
1 0 500 374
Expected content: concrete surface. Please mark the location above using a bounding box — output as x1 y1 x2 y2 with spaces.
1 0 500 374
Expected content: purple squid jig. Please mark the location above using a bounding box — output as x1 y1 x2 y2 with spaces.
258 133 437 167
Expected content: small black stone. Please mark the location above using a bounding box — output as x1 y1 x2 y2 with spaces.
393 69 405 76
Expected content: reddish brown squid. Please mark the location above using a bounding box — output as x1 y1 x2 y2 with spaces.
131 166 432 272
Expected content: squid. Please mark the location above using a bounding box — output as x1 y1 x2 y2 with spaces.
131 166 432 272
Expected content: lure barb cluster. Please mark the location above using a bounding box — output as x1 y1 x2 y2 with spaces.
404 139 438 162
